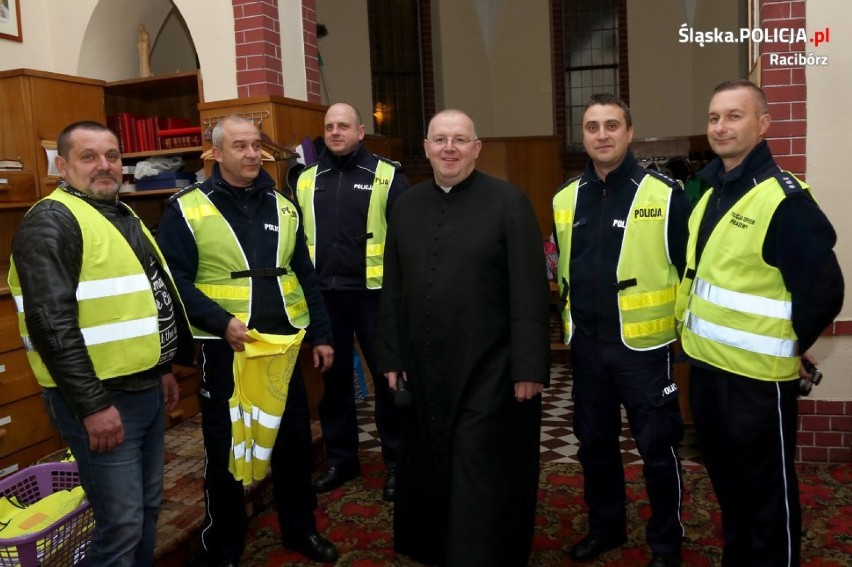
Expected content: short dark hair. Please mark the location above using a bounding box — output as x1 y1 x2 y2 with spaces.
57 121 116 158
712 79 768 114
583 93 632 128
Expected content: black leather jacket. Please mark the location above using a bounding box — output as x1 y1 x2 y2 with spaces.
10 185 194 418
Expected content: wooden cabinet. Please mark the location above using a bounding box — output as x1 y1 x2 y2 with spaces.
104 71 204 228
476 136 564 238
198 94 327 189
0 292 63 478
0 70 105 476
0 69 105 197
0 70 206 473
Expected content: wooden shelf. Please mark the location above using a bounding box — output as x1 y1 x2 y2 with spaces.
123 146 203 159
0 201 34 211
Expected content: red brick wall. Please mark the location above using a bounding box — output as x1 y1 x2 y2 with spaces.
797 400 852 463
233 0 285 98
757 1 850 464
302 0 321 103
758 0 806 177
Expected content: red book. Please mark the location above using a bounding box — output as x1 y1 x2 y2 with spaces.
118 112 136 153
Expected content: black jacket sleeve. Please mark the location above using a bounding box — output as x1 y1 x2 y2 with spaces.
386 167 410 218
290 213 333 345
156 200 234 338
377 205 405 374
764 193 844 353
10 202 113 418
667 185 692 279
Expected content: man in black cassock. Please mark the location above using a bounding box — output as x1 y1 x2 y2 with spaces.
377 109 551 566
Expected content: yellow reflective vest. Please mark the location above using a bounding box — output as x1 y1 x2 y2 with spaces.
296 160 395 289
175 188 309 337
675 174 807 381
553 174 680 350
8 189 170 387
229 328 305 485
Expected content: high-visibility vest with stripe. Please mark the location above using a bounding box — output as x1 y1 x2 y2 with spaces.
675 175 807 381
8 189 166 387
553 174 680 350
229 329 305 485
295 159 395 289
175 188 309 337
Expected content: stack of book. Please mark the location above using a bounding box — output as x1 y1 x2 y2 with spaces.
0 158 23 171
106 114 201 154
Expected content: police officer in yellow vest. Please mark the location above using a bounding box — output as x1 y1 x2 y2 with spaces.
8 121 194 566
552 94 691 567
676 80 843 567
296 103 408 500
156 116 339 565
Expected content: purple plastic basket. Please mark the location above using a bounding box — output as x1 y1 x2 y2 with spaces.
0 462 93 566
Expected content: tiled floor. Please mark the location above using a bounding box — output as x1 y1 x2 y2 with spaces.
355 360 702 466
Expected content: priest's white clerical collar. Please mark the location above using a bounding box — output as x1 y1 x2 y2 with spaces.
439 185 452 193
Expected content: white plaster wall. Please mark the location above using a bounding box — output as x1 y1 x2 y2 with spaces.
805 0 851 321
151 9 199 76
628 0 742 139
433 0 552 137
0 0 237 102
0 0 56 71
280 0 307 102
315 0 373 132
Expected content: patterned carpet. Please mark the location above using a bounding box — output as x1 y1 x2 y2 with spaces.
156 360 851 565
238 457 852 566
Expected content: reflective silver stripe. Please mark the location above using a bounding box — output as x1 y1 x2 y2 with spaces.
232 441 246 459
693 277 791 320
80 316 158 346
685 312 798 357
76 274 151 301
12 294 23 312
253 444 273 461
229 406 241 423
251 406 282 430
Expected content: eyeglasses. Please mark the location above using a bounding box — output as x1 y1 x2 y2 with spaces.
426 136 477 147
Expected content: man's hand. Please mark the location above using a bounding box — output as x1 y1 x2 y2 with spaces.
82 406 124 453
162 372 180 413
514 381 544 402
799 351 818 379
385 370 407 392
313 344 334 373
225 317 251 352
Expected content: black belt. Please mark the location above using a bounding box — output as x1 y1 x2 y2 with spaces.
613 278 637 292
230 267 288 278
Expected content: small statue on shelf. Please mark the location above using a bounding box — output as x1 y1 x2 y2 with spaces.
137 23 153 78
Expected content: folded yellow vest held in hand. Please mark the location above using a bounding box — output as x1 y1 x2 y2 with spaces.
229 329 306 486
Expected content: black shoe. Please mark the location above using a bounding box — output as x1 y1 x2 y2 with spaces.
382 467 397 502
313 463 360 493
647 551 681 567
568 532 628 562
281 531 339 563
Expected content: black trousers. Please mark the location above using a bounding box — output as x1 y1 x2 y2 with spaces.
319 289 399 467
690 366 801 567
198 339 317 564
571 332 685 553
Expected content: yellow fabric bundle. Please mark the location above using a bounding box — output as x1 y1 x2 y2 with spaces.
0 486 86 538
228 329 305 485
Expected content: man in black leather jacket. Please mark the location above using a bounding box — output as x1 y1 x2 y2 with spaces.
8 121 194 566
